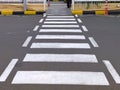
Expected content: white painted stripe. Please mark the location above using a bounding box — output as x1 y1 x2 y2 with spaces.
23 54 98 63
33 25 39 31
46 18 74 19
82 26 88 32
39 19 44 23
36 35 85 40
103 60 120 84
43 13 46 17
22 36 32 47
39 29 82 33
75 14 78 17
12 71 109 85
44 21 77 24
46 19 75 20
42 25 79 28
89 37 99 47
77 18 82 23
0 59 18 82
30 43 91 49
40 29 82 32
47 16 74 18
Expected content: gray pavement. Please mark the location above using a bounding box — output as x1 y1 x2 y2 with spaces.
46 1 72 15
0 3 120 90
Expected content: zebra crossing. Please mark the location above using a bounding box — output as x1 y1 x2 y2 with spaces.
1 15 120 87
11 15 110 85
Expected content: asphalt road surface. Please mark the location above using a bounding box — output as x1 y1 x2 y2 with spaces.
0 14 120 90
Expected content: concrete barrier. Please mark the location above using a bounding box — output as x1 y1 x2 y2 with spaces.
0 10 45 15
72 10 120 15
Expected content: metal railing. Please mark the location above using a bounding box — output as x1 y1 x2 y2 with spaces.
72 0 120 11
0 0 47 11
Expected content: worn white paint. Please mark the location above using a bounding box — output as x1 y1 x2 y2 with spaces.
39 19 44 23
75 14 78 17
47 16 74 18
46 19 75 20
42 25 79 28
30 43 91 49
82 25 88 31
35 35 85 40
44 21 77 24
77 18 82 23
12 71 109 85
22 36 32 47
43 13 46 17
39 29 82 33
23 54 98 63
103 60 120 84
0 59 18 82
33 25 39 31
89 37 99 47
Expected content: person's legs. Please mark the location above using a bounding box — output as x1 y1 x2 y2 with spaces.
67 0 70 8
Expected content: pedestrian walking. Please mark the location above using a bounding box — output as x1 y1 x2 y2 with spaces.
66 0 72 8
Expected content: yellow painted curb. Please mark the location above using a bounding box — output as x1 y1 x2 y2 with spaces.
53 0 59 2
24 11 36 15
72 10 83 15
1 10 13 15
95 10 105 15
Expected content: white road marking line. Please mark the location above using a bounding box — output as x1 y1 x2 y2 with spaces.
22 36 32 47
77 18 82 23
0 59 18 82
46 18 74 19
33 25 39 31
43 13 46 17
82 25 88 32
46 19 75 20
39 19 44 23
35 35 85 40
103 60 120 84
12 71 109 85
30 43 91 49
42 25 79 28
75 14 78 17
88 37 99 47
39 29 82 33
47 16 74 18
44 21 77 24
23 54 98 63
